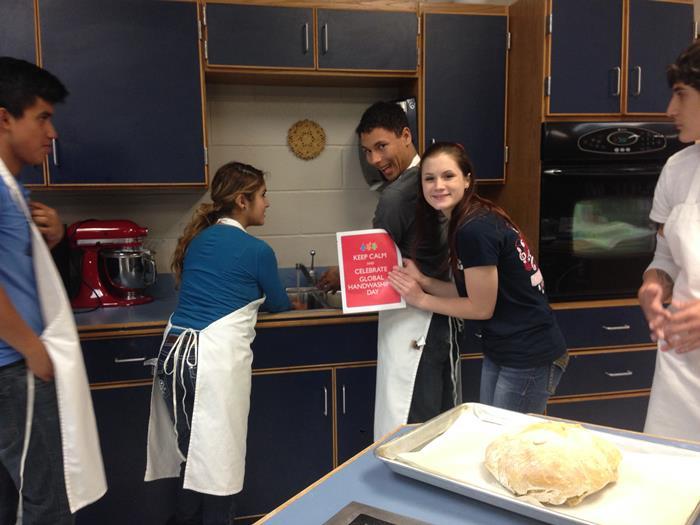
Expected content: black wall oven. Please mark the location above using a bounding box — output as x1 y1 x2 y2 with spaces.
539 122 684 302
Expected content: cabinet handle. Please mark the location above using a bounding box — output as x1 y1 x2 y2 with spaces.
431 138 436 145
632 66 642 97
602 324 630 331
342 385 346 415
51 138 59 166
612 66 621 97
114 356 147 363
604 370 633 378
322 24 329 54
323 386 328 416
303 23 309 54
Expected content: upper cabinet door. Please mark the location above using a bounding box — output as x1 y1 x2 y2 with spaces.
39 0 205 186
627 0 694 114
0 0 36 63
316 9 417 71
205 4 314 69
549 0 623 114
424 13 508 181
1 0 44 186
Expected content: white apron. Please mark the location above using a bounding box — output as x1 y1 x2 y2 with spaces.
645 162 700 441
374 306 433 440
145 218 265 495
0 161 107 515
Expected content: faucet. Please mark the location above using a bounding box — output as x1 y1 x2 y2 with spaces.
296 250 317 286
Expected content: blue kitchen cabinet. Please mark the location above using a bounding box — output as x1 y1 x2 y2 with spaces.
336 365 377 464
76 334 171 525
37 0 206 186
423 12 508 181
0 0 44 186
239 370 334 520
205 3 314 69
548 0 693 115
316 9 418 71
0 0 35 63
627 0 694 114
76 383 177 525
548 0 623 115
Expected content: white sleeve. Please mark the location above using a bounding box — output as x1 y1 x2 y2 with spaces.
646 232 680 282
649 162 672 225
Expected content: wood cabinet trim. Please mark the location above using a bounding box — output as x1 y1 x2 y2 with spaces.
204 0 419 12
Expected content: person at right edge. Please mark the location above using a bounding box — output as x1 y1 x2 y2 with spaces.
318 102 462 440
639 40 700 442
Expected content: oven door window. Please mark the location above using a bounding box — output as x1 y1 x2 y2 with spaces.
539 168 659 301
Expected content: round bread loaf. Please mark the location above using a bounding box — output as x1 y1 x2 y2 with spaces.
484 421 621 506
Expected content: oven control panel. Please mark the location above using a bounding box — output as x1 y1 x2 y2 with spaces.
577 127 667 154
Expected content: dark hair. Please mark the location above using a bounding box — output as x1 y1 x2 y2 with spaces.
417 142 520 277
0 57 68 117
355 101 409 137
171 162 265 284
667 39 700 90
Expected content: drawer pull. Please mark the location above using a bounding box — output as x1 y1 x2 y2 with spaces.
604 370 633 378
602 324 630 331
114 356 147 364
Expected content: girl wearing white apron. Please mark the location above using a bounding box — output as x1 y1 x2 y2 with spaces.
145 162 292 524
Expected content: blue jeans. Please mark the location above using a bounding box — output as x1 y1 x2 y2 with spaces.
479 353 568 414
156 333 236 525
0 360 73 525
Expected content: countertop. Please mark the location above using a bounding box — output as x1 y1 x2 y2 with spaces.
74 274 375 336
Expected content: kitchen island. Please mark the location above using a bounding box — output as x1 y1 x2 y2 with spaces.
259 422 700 525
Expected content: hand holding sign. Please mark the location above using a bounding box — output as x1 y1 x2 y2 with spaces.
387 260 427 307
336 229 405 313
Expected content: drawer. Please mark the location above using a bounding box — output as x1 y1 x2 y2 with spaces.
547 394 650 432
554 306 651 349
81 335 162 384
252 322 377 369
554 349 656 397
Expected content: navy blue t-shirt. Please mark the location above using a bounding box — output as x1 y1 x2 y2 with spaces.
455 212 566 367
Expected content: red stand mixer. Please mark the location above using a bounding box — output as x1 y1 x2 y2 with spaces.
67 219 157 308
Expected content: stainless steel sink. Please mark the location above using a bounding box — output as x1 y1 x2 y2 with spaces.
286 287 342 310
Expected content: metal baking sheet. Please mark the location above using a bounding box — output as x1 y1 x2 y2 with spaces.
375 403 700 525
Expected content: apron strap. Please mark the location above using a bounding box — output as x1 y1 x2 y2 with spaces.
448 317 464 407
16 369 35 525
161 328 199 461
684 162 700 204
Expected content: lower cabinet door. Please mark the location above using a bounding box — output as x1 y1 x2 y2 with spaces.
76 384 177 525
336 365 376 465
546 394 650 432
238 370 334 519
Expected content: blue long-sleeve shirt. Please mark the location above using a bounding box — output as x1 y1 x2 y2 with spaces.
171 224 290 330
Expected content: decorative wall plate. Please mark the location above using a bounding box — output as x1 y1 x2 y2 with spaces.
287 119 326 160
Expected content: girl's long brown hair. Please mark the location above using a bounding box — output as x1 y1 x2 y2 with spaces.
171 161 265 285
415 142 521 277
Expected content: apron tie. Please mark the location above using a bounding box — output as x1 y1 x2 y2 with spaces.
16 369 35 525
448 317 464 406
162 328 198 457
